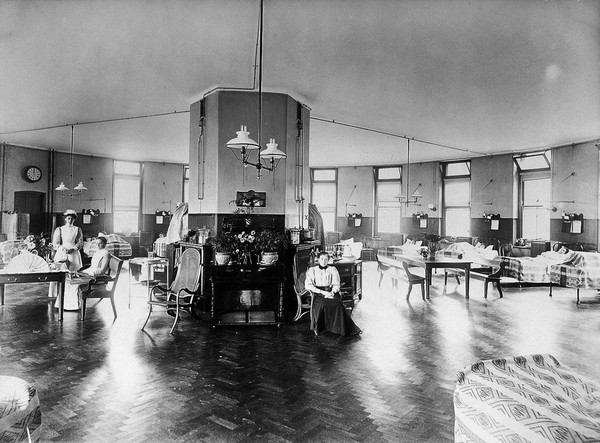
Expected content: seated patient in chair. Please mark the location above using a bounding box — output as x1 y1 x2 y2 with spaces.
305 251 361 337
56 236 111 311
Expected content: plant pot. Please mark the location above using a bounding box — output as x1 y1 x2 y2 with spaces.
215 252 231 265
261 251 279 265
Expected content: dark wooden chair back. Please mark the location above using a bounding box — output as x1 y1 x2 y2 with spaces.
81 254 123 320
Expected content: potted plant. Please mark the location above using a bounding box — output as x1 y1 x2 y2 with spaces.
206 232 239 265
255 229 288 264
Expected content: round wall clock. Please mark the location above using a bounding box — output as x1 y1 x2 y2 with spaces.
24 165 42 183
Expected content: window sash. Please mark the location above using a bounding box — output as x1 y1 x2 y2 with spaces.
444 161 471 178
514 151 551 171
376 166 402 181
114 160 141 176
312 169 337 182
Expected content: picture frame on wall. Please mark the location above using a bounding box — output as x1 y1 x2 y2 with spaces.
236 190 266 207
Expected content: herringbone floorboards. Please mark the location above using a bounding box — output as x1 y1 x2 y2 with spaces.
1 262 599 442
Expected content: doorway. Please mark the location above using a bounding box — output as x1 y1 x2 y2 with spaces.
14 191 46 236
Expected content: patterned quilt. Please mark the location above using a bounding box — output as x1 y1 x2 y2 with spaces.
0 375 42 442
549 251 600 289
84 234 132 258
454 354 600 442
493 252 574 283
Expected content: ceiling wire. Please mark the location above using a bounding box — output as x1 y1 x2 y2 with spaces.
310 116 489 156
0 110 190 136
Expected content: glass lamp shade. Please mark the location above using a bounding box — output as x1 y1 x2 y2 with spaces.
74 182 87 191
260 138 287 159
226 125 260 150
55 182 69 191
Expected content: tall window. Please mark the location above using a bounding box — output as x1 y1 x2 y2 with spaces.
443 161 471 237
515 151 551 239
311 169 337 232
374 166 402 235
113 160 141 234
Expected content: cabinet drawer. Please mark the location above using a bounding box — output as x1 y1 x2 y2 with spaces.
335 264 353 274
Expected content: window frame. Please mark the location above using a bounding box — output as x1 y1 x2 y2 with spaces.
113 160 142 234
310 168 338 232
518 170 551 239
442 161 471 237
374 165 403 236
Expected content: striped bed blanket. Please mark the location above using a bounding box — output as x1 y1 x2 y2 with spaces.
549 251 600 289
454 354 600 442
492 251 574 283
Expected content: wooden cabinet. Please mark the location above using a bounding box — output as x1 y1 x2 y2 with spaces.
531 241 551 257
210 263 285 325
332 260 362 310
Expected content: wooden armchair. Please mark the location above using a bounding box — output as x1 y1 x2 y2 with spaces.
402 261 425 301
80 254 123 320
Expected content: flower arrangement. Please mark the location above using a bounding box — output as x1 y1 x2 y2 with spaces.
255 229 288 252
424 233 443 253
237 231 256 248
23 234 52 260
234 231 257 264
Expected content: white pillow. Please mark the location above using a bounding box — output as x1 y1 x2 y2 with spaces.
482 245 498 260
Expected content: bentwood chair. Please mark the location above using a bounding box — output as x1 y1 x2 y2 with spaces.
142 248 202 334
292 254 314 322
81 254 123 320
402 261 425 301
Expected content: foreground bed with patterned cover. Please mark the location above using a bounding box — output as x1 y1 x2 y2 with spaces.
0 375 42 442
454 354 600 442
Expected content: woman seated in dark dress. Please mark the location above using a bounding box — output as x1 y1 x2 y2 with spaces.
305 251 361 336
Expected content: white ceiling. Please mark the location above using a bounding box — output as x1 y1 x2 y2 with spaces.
1 0 599 167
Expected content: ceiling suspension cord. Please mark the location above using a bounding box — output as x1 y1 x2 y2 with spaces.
258 0 263 147
310 116 488 156
0 110 190 136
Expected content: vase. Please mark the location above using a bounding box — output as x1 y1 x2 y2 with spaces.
240 251 253 265
215 252 231 265
261 251 278 265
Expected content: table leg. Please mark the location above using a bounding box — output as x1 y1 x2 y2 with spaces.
0 284 4 305
128 263 132 308
465 266 470 299
426 266 432 299
58 279 65 322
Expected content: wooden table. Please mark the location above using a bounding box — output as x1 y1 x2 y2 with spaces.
0 270 68 321
393 253 473 299
128 257 169 307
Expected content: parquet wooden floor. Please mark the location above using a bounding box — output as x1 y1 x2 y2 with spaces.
1 261 599 442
